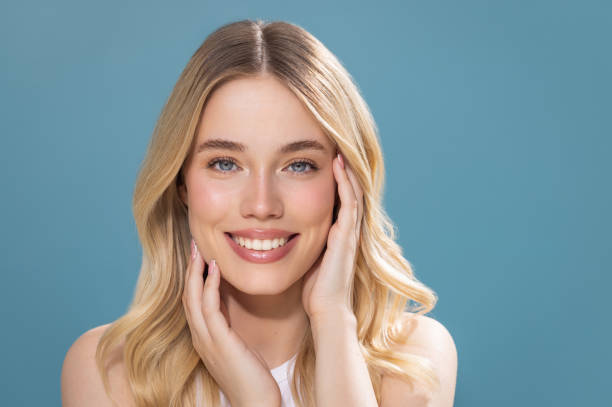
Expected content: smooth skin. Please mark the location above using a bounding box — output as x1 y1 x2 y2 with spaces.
182 152 363 406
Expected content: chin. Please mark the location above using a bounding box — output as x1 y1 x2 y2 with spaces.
220 265 301 296
225 279 292 296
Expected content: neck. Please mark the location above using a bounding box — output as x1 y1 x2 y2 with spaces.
219 276 309 370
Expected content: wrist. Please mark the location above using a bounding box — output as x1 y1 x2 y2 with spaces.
309 307 357 329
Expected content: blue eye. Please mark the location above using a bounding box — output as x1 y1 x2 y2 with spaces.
288 160 318 174
208 158 238 172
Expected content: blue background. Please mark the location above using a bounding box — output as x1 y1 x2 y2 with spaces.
1 1 610 405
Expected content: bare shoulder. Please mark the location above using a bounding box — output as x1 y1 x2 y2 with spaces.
61 323 134 407
380 313 458 407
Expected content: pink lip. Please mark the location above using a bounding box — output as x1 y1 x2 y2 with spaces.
224 232 299 264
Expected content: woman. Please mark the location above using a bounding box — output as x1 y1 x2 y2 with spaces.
62 19 457 407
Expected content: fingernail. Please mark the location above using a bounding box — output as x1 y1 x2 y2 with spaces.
337 153 344 169
210 259 216 273
190 238 196 260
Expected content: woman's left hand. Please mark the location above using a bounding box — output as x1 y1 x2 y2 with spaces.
301 153 364 321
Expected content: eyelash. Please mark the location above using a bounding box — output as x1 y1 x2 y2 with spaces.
207 157 319 175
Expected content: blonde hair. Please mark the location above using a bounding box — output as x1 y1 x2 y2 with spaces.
96 19 439 406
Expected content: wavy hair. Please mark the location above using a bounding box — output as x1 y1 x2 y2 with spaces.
95 19 439 407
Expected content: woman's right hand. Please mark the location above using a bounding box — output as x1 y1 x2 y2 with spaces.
182 238 282 407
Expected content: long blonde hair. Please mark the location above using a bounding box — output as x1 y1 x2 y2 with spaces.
96 19 439 407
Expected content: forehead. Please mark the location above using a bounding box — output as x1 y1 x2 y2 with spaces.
195 75 334 153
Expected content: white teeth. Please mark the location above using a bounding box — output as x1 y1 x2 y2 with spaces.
231 235 289 251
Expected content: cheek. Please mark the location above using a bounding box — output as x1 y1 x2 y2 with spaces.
289 177 336 224
189 180 234 222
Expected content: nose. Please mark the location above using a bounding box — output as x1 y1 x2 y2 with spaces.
239 170 283 220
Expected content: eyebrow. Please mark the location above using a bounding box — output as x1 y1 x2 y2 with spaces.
196 138 328 154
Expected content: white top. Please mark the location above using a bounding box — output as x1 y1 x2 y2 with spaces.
195 353 298 407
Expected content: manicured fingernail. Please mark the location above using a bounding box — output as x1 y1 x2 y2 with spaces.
337 153 344 169
190 238 197 260
210 259 216 273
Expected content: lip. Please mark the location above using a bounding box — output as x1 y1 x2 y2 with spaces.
226 228 296 240
224 232 300 264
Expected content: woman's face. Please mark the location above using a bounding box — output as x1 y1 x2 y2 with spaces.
179 74 337 295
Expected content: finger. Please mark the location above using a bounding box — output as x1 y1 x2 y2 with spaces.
333 154 359 240
184 239 211 341
343 163 364 239
201 259 231 342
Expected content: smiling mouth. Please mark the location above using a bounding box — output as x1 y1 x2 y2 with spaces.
225 232 299 251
